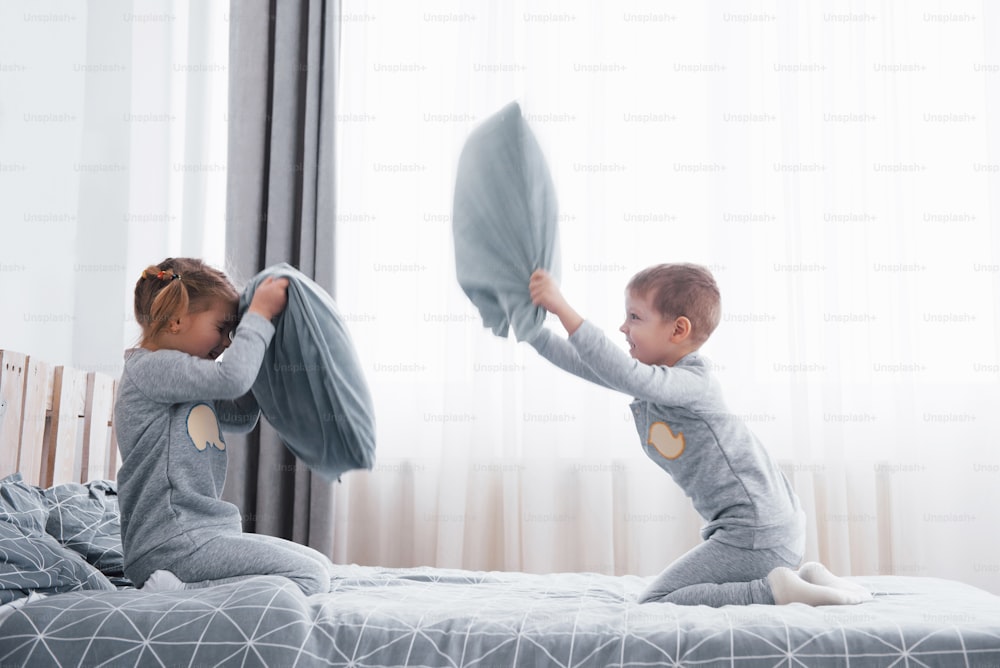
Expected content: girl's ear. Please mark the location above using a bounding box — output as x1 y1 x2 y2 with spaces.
671 316 692 342
168 316 183 334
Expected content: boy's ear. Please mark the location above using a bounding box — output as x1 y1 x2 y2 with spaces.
671 316 692 342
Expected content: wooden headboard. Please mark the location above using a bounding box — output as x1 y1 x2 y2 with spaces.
0 349 120 488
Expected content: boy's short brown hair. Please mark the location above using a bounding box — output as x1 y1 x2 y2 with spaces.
627 263 721 346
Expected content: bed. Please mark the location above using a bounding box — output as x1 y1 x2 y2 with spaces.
2 348 1000 667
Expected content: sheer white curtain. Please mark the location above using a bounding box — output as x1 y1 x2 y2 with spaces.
333 1 1000 593
0 0 229 376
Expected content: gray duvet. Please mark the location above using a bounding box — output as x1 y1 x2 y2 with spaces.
2 564 999 667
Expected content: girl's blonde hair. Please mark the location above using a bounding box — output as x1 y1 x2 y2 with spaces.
134 258 239 345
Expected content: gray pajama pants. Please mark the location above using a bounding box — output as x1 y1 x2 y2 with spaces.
637 537 802 606
161 533 335 596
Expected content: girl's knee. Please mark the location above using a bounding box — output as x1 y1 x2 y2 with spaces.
294 562 331 596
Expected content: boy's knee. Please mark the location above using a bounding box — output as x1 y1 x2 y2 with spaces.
636 582 672 604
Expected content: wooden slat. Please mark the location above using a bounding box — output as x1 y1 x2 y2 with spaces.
46 365 87 486
109 378 121 480
2 349 120 486
82 371 115 482
0 350 27 479
18 356 52 486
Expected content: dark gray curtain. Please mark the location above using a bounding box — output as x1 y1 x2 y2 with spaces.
223 0 339 554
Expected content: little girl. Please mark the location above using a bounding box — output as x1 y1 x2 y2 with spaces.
114 257 334 594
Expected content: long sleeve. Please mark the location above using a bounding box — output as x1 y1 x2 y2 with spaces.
123 313 275 404
528 327 613 389
214 392 261 433
566 320 709 406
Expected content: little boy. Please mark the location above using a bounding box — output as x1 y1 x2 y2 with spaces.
528 264 870 606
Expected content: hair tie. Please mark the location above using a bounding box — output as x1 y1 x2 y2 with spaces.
141 269 181 281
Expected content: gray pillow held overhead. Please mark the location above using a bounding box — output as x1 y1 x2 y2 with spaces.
239 264 376 481
453 101 561 342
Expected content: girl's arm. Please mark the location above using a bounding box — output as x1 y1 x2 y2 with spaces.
126 312 275 404
214 391 262 433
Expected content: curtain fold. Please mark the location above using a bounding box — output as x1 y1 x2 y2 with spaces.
224 0 339 554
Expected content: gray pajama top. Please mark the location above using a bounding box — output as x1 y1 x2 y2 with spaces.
113 312 274 581
531 321 804 550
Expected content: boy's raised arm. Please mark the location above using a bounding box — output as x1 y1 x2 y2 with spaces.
529 269 583 335
568 321 706 405
527 328 613 389
528 269 705 404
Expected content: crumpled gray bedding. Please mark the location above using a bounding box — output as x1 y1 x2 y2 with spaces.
2 564 999 667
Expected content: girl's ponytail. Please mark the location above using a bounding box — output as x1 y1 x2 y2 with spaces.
141 265 190 342
133 258 238 346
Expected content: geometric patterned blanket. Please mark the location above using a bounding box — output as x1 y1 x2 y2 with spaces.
2 565 999 667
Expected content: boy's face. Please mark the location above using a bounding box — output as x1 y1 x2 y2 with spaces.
620 290 683 366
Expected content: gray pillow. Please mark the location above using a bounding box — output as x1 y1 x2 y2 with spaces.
452 101 561 342
0 474 115 603
44 480 127 581
239 264 376 481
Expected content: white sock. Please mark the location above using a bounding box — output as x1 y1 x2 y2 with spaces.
768 567 866 606
797 561 872 599
142 569 187 592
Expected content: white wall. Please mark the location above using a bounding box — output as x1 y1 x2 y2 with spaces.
0 0 229 375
